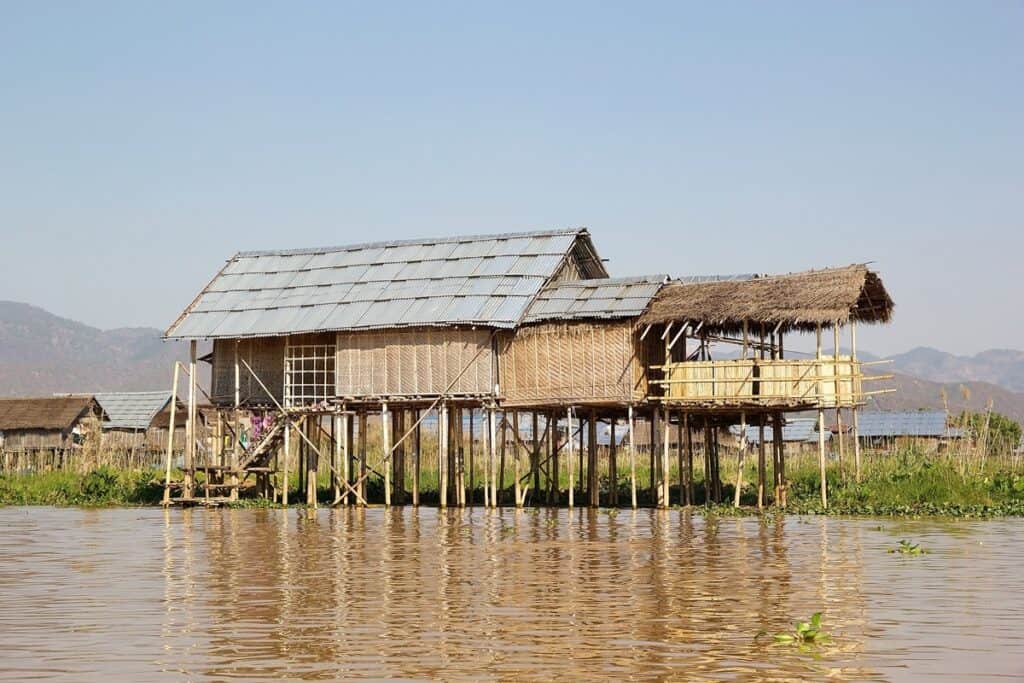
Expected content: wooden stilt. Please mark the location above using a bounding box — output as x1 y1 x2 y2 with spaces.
609 418 618 506
566 406 574 509
498 410 507 506
547 412 557 506
454 406 465 508
382 402 391 507
531 412 540 504
649 407 658 501
757 415 766 509
578 414 585 501
734 411 746 507
817 323 828 509
412 408 421 506
512 411 522 507
439 403 448 509
852 321 862 483
340 411 350 505
358 411 367 505
684 413 694 506
676 411 684 506
282 417 290 506
162 362 180 505
468 409 475 505
184 340 197 499
588 409 598 507
628 405 637 509
231 341 240 501
660 406 670 508
703 418 712 505
306 416 318 507
834 324 845 476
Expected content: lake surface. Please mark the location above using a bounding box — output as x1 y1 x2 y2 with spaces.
0 507 1021 682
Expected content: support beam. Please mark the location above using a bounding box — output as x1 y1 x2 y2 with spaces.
512 411 523 507
734 412 746 508
817 323 828 509
851 320 862 483
660 406 670 508
628 405 637 509
566 406 575 509
439 403 448 509
184 340 197 499
488 406 498 507
609 419 618 506
412 408 421 506
588 409 598 508
382 402 391 507
162 362 180 505
757 415 766 509
282 417 290 506
684 413 694 506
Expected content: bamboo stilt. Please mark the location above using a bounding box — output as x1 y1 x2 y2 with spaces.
566 406 574 509
628 405 637 509
512 411 522 507
609 419 618 506
661 406 670 508
439 403 448 509
817 323 828 509
588 409 598 508
162 362 180 505
184 340 196 499
734 411 746 507
382 402 391 507
757 415 766 509
412 408 421 506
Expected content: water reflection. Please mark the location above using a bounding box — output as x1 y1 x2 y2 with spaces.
1 508 1022 681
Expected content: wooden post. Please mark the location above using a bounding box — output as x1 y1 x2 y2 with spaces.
851 320 862 483
439 403 448 509
609 419 618 506
548 411 557 506
358 410 367 504
382 402 391 507
757 415 766 509
231 341 240 501
393 409 405 504
162 362 180 505
578 414 585 500
676 411 684 506
628 405 637 509
684 413 694 505
282 418 290 506
649 407 658 501
468 409 475 506
453 406 464 507
512 411 522 507
566 406 574 509
489 406 498 507
412 408 421 506
339 412 349 505
817 323 828 509
661 406 670 508
498 411 507 506
588 409 598 507
531 412 540 504
184 340 197 499
834 324 845 476
734 412 746 507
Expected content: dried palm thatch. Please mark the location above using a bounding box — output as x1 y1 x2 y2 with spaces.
639 264 893 332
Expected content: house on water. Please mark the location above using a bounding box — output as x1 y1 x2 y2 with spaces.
162 228 894 509
95 391 188 461
0 396 107 471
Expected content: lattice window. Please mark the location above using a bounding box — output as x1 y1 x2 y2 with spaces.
284 342 336 407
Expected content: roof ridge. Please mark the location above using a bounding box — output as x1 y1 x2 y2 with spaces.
235 227 587 259
540 274 668 288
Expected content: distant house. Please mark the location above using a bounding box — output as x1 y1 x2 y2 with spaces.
0 396 107 453
832 410 961 450
730 417 829 450
94 391 188 454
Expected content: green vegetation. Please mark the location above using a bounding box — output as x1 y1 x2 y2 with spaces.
889 539 927 555
757 613 831 646
0 466 163 506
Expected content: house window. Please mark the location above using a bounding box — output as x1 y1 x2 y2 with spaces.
284 342 336 408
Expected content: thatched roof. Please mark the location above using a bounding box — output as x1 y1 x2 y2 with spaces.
639 264 893 332
0 396 104 431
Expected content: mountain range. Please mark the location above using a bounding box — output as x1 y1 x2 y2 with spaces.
2 300 1023 422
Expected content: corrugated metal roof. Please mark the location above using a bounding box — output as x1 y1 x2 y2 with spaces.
730 417 826 444
94 392 174 430
167 229 599 339
849 411 960 438
522 276 666 324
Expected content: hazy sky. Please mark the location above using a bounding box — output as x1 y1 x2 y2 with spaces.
1 2 1020 356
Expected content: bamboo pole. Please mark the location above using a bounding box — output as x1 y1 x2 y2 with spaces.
282 417 290 506
358 410 367 504
817 324 827 509
468 409 475 506
734 412 746 507
338 412 348 505
184 341 196 499
609 419 618 506
412 408 420 506
499 411 507 506
512 411 522 507
684 413 694 505
660 406 670 508
588 409 598 508
851 321 862 483
675 411 684 506
757 415 766 509
629 405 637 509
162 362 180 505
231 341 240 501
439 403 448 509
834 324 845 476
567 406 575 509
532 412 540 503
489 406 498 507
382 402 391 507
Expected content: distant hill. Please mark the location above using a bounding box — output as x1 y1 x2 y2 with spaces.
867 371 1024 424
0 301 205 397
888 347 1024 394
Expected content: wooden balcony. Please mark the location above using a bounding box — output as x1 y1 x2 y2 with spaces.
650 357 878 409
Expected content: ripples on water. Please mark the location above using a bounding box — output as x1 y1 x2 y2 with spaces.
0 507 1021 682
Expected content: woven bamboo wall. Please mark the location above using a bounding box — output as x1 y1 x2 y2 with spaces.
498 320 641 406
211 337 286 405
335 327 495 398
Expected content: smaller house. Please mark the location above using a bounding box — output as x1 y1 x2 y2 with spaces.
95 391 187 453
0 396 107 453
832 410 961 451
730 417 829 449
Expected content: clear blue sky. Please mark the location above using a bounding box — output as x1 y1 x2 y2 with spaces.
1 2 1020 355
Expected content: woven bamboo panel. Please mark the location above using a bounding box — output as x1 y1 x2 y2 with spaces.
211 337 286 405
336 328 494 397
499 320 639 405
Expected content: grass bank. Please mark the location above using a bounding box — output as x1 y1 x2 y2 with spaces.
0 467 163 506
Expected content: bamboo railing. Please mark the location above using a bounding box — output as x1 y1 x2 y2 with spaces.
650 357 889 408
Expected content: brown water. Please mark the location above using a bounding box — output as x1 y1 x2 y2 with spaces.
0 508 1021 682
